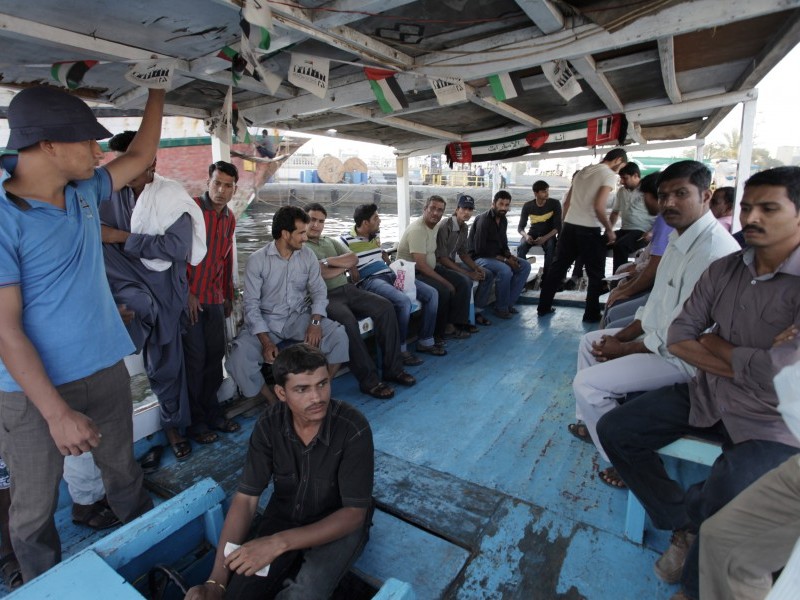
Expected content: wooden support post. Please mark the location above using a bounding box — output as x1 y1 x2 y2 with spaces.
733 98 757 233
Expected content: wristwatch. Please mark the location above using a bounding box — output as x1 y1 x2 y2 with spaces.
311 319 322 326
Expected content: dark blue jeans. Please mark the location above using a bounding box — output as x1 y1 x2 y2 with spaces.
537 223 606 319
596 383 800 599
517 235 557 281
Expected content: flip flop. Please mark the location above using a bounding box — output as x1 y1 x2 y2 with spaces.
599 467 628 489
211 418 241 434
0 553 23 589
170 440 192 462
188 430 219 444
475 313 492 326
567 422 593 444
362 382 395 400
140 445 164 474
385 371 416 387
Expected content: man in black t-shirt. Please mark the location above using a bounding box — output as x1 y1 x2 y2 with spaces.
516 180 562 282
185 345 374 600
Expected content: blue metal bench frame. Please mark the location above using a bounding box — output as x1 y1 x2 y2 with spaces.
624 437 722 544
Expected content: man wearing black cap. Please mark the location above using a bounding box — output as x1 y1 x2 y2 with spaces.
434 195 494 326
0 85 165 581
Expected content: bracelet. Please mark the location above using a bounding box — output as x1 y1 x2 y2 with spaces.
206 579 227 592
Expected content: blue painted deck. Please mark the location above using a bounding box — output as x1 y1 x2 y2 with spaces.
2 302 714 598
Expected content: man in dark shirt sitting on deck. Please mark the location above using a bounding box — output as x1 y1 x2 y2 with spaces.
596 166 800 600
185 344 374 600
469 190 532 319
516 180 561 283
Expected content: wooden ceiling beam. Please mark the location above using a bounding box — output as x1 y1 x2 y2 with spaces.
570 55 624 113
514 0 565 34
658 36 682 104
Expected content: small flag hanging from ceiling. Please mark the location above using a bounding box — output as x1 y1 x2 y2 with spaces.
428 77 467 106
232 103 251 144
217 46 238 62
542 60 582 102
51 60 98 90
364 68 408 114
124 59 176 90
289 53 329 99
240 18 270 51
488 72 523 102
242 0 273 34
240 34 283 94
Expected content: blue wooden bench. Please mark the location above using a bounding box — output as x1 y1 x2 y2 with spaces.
9 478 415 599
624 437 722 543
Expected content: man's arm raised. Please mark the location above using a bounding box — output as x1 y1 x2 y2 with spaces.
0 286 100 456
105 89 165 191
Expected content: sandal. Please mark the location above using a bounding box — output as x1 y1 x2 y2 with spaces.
461 323 480 334
567 422 593 444
363 382 395 400
189 429 219 444
401 351 423 366
170 440 192 462
598 467 628 489
417 343 447 356
443 328 470 340
385 371 416 387
475 313 492 326
140 445 164 474
0 553 23 590
211 418 241 434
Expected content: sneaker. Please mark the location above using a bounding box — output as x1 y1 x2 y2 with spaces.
654 530 697 584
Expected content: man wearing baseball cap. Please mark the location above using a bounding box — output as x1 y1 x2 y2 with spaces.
0 85 165 582
434 195 494 326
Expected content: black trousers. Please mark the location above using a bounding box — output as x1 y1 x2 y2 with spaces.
418 265 471 336
537 223 606 319
183 303 225 432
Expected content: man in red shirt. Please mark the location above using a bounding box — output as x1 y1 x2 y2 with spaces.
183 161 242 443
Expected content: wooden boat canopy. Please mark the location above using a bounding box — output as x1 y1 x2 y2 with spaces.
1 0 798 157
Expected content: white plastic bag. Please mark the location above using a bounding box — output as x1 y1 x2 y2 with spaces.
389 259 417 303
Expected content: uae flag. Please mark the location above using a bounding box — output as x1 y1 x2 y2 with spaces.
51 60 98 90
217 46 238 62
240 18 270 51
488 72 523 102
365 68 408 114
232 103 251 144
445 114 627 167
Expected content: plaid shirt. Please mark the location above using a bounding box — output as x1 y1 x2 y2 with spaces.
187 193 236 304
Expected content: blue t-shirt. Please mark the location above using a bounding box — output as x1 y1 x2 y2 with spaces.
0 155 134 391
650 215 673 257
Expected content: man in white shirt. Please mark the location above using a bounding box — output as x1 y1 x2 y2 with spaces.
537 148 627 322
609 162 656 272
567 161 740 486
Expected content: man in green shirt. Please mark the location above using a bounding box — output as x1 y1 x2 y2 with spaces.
304 204 416 400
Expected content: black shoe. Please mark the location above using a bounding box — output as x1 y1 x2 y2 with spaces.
72 498 121 530
582 313 602 323
537 308 556 317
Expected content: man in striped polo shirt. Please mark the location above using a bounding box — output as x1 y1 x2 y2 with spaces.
342 203 443 363
183 161 242 444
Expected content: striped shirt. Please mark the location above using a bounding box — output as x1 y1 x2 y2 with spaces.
340 228 392 280
187 193 236 304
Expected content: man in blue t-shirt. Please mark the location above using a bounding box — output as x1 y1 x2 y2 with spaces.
0 85 165 582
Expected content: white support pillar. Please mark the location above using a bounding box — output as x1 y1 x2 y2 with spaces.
694 139 705 162
211 133 231 163
733 98 757 233
396 157 411 236
490 161 501 197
